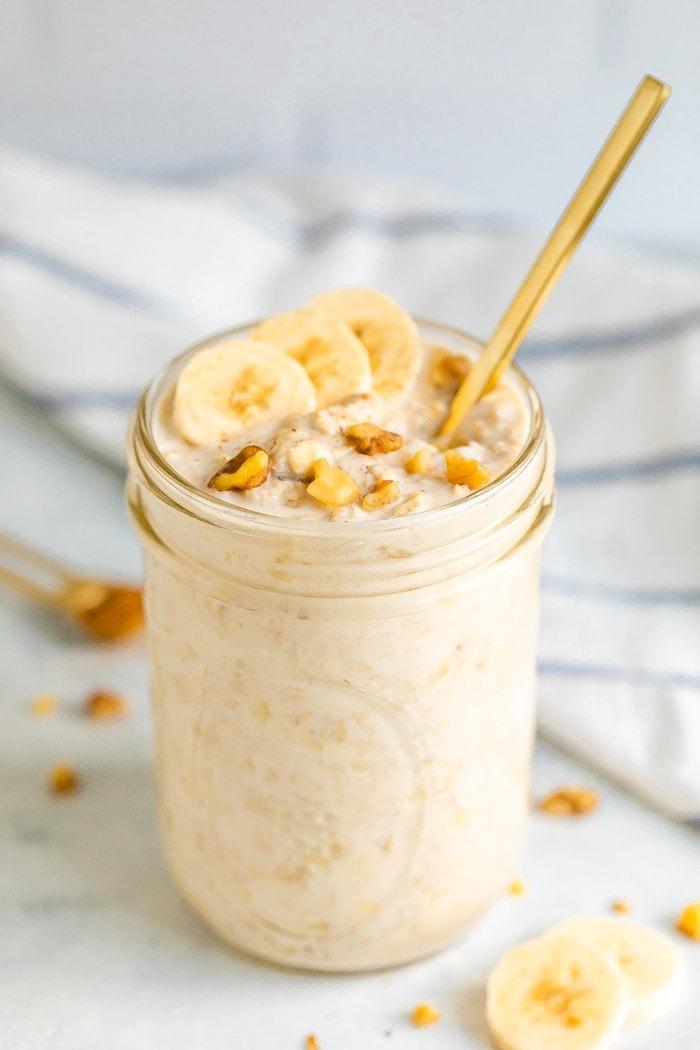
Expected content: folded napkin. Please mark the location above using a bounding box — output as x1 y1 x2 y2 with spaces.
1 145 699 823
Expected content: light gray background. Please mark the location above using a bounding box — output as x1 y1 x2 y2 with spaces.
1 0 698 254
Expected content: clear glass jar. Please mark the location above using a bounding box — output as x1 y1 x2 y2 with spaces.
126 320 555 972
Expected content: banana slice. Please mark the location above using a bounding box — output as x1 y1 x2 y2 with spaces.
486 935 628 1050
252 309 372 408
172 339 316 446
548 917 684 1028
306 288 420 400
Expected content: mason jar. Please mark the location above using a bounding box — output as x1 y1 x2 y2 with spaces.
126 320 555 972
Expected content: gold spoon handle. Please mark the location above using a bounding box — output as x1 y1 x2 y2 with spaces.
440 74 671 438
0 531 79 604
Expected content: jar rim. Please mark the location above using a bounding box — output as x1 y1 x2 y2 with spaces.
129 318 546 540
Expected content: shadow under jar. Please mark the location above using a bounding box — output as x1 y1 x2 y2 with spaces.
126 320 555 972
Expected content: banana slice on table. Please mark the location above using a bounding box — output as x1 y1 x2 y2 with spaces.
172 339 316 446
252 308 372 408
548 917 684 1028
306 288 420 400
486 935 629 1050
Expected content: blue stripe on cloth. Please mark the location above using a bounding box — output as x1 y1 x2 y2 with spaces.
543 574 700 607
212 193 524 247
2 219 700 357
539 660 700 693
522 306 700 358
0 234 184 319
31 389 141 410
556 450 700 487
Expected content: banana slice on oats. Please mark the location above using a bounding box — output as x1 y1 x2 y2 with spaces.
486 935 628 1050
547 917 684 1028
172 338 316 446
252 309 372 408
306 288 420 400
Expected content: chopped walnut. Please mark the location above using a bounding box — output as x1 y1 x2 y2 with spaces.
404 447 432 474
411 1003 441 1027
30 693 58 717
305 1036 320 1050
361 479 401 511
509 878 527 896
611 900 632 914
83 690 129 720
307 459 360 507
208 445 269 491
675 902 700 941
345 422 404 455
444 450 492 489
48 764 80 795
537 786 599 817
430 348 471 387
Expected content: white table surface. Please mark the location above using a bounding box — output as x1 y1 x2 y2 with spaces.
1 378 699 1050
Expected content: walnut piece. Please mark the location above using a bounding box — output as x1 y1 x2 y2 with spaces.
345 422 404 455
361 479 401 511
611 900 632 914
305 1037 320 1050
411 1003 441 1027
83 689 129 720
537 786 599 817
208 445 269 491
675 902 700 941
48 764 80 795
405 447 432 474
509 878 527 896
430 348 471 387
444 450 492 489
307 459 360 507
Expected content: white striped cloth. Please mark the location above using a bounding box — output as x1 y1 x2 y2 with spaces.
1 144 699 823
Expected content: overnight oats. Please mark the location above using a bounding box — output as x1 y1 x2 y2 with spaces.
126 289 555 971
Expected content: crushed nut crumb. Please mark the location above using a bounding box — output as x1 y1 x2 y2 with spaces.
361 479 401 511
537 786 599 817
444 450 492 489
83 690 129 720
509 878 527 896
411 1003 441 1027
30 693 58 717
305 1036 320 1050
307 459 360 507
48 764 80 795
611 900 632 914
675 902 700 941
208 445 269 491
345 422 404 455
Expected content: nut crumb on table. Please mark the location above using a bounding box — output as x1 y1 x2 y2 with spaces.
509 878 527 895
305 1036 319 1050
47 764 80 795
83 689 130 720
411 1002 441 1027
611 900 632 914
675 902 700 941
537 786 599 817
30 692 58 717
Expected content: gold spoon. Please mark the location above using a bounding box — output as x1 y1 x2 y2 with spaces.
439 74 671 439
0 530 144 642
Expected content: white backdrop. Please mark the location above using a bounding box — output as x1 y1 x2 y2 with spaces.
0 0 698 252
